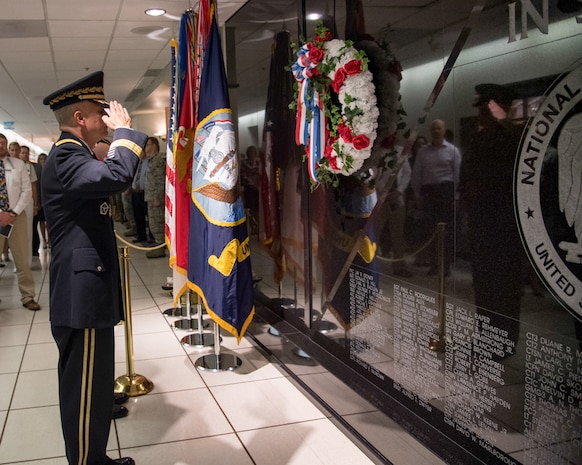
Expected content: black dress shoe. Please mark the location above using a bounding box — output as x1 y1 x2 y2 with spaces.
105 457 135 465
114 392 129 405
112 404 128 419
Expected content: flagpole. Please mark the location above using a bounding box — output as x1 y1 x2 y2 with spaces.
173 290 210 332
194 321 242 372
180 292 216 348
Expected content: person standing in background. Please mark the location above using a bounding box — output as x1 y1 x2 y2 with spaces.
4 142 20 264
42 71 147 465
8 142 38 266
8 142 21 159
34 152 49 251
240 145 260 235
121 186 136 236
458 83 523 353
131 147 150 244
0 134 40 310
20 145 39 261
144 137 166 258
411 119 461 275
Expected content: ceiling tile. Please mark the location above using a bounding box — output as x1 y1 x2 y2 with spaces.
0 0 45 20
46 0 119 20
0 37 50 52
48 20 116 38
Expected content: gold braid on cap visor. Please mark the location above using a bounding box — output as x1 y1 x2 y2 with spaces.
48 86 105 106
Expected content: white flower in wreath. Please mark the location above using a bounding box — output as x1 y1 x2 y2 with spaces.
320 40 379 176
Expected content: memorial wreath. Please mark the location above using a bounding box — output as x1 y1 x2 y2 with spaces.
291 22 379 187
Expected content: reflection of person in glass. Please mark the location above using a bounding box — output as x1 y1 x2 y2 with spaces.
458 84 524 355
411 119 461 276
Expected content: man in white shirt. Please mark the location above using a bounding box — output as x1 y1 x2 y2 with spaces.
0 134 40 310
411 119 462 275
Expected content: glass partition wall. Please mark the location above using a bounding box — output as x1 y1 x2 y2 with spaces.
228 1 582 464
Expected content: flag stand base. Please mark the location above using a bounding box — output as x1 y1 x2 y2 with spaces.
163 293 189 317
182 332 221 348
174 318 210 331
163 306 186 317
194 322 242 371
170 293 210 332
195 353 242 372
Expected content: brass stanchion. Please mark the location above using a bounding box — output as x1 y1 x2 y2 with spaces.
114 246 154 396
429 223 447 352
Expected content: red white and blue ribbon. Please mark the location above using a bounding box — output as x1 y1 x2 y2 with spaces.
296 80 309 146
292 44 326 183
308 90 326 183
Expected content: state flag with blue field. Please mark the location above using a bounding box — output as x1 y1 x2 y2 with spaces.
187 10 254 342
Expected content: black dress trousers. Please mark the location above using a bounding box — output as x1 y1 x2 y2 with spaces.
52 326 114 465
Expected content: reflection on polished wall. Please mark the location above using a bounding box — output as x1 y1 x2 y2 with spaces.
229 1 582 464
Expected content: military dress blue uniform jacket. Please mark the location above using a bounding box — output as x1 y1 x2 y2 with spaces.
42 129 147 329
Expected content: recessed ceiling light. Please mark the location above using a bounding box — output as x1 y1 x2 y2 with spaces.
306 13 322 21
145 8 166 17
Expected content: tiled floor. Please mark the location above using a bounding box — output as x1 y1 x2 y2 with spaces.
0 232 445 465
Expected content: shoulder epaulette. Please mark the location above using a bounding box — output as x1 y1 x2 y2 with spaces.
55 139 83 147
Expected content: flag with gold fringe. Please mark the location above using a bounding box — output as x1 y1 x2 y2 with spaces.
165 36 179 297
187 7 254 342
167 4 213 304
166 10 197 303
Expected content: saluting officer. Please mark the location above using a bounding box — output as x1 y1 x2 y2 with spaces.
42 71 148 465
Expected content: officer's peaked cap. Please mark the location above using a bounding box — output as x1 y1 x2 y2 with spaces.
43 71 109 111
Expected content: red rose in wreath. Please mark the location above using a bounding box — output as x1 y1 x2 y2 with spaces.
307 44 324 64
315 31 332 43
352 134 371 150
337 123 353 143
332 68 347 93
344 59 363 76
324 142 339 170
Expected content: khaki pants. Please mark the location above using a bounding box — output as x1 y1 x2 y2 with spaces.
0 211 36 304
